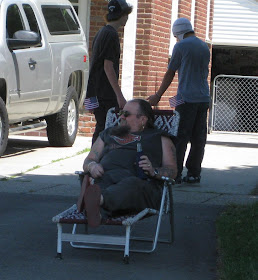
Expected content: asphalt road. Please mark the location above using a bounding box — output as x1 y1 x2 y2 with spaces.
0 133 257 280
0 192 220 280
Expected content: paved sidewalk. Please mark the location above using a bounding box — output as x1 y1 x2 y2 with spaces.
0 135 91 197
175 132 258 205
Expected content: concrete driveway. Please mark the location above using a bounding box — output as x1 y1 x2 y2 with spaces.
0 133 257 280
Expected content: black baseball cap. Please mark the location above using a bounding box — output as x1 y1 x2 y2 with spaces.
107 0 133 21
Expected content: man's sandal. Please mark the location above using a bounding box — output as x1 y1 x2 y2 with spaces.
183 175 201 184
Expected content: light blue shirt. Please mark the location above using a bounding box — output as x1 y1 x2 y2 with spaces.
169 36 210 103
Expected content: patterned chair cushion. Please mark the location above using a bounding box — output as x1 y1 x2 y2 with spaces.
105 108 180 137
52 204 142 226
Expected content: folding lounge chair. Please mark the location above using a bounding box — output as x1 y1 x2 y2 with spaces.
52 108 180 263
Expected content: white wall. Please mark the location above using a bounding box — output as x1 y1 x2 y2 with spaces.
213 0 258 47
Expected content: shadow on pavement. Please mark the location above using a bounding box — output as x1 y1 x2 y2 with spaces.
0 164 257 198
3 138 49 158
0 192 220 280
207 140 258 149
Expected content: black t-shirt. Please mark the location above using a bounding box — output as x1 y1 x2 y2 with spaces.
86 25 120 101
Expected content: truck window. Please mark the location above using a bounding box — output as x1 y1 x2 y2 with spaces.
23 4 41 35
42 5 80 35
6 4 25 38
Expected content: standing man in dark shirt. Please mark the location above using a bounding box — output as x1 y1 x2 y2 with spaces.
85 0 133 145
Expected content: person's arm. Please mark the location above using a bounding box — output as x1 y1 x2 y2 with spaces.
157 136 177 179
147 68 176 106
83 136 105 178
104 59 126 109
139 136 177 179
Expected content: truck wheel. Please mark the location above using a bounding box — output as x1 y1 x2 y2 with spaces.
46 86 79 147
0 97 9 157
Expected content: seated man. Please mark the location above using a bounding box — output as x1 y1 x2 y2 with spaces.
81 99 177 227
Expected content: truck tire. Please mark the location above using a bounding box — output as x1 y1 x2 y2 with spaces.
0 97 9 157
46 86 79 147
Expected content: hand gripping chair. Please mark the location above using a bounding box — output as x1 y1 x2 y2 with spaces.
52 108 180 263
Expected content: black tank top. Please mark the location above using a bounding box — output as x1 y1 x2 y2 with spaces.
99 127 164 176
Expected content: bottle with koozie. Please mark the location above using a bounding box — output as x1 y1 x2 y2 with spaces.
136 142 148 179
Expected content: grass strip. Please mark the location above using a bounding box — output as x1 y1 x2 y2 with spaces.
51 148 90 163
216 202 258 280
0 148 91 180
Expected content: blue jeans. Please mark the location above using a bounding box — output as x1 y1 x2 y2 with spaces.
175 102 209 177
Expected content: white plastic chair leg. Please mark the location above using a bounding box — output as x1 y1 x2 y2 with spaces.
56 223 62 259
123 225 131 264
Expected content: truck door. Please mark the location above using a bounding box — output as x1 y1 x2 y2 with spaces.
6 3 52 121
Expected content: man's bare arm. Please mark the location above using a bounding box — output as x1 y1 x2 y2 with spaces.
156 136 177 179
147 68 176 106
104 59 126 108
83 137 105 177
156 68 175 97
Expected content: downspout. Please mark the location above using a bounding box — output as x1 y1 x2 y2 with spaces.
206 0 212 44
206 0 213 133
169 0 179 55
191 0 196 29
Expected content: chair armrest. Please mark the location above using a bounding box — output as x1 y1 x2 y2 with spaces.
75 171 174 186
160 176 175 185
75 171 87 176
75 171 89 186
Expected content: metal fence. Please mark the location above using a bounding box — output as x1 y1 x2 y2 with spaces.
211 75 258 133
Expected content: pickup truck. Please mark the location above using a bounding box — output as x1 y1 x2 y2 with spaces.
0 0 89 156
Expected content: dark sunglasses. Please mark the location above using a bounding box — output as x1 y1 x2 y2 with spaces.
118 110 141 118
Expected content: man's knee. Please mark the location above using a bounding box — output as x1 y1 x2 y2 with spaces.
102 177 148 211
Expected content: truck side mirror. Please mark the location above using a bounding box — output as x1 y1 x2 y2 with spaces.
7 30 41 50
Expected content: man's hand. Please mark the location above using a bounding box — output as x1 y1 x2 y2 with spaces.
138 155 155 177
147 94 161 106
88 162 104 179
85 109 94 114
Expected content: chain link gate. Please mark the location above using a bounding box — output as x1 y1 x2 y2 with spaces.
211 75 258 133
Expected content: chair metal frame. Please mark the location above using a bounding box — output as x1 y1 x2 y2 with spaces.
52 108 179 263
